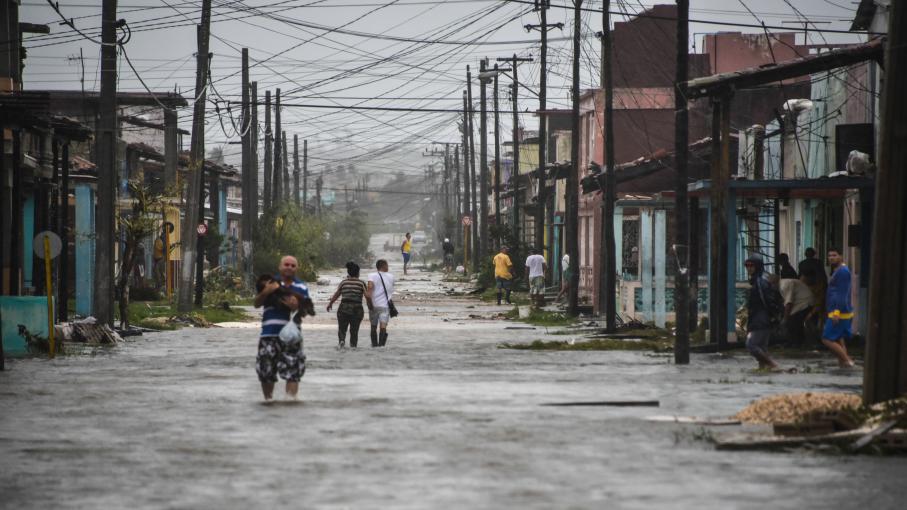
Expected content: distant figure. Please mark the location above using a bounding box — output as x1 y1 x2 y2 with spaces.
442 238 455 273
525 248 547 307
153 234 165 290
557 253 571 302
779 273 815 346
744 254 780 370
776 253 799 280
327 262 369 348
799 247 828 334
401 233 412 275
493 246 514 305
822 248 855 368
366 259 395 347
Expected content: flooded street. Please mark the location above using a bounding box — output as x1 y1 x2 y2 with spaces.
2 236 906 509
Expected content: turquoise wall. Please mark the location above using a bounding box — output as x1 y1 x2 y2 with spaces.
0 297 51 355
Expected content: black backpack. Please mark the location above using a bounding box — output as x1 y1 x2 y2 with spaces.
756 276 785 325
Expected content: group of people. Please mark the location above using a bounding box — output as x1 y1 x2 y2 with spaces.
744 247 855 370
251 255 397 400
490 246 549 307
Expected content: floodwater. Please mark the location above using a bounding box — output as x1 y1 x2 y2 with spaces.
1 235 905 509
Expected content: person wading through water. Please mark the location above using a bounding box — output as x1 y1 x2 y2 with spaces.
744 254 781 370
401 233 412 276
366 259 396 347
327 262 369 349
822 248 855 368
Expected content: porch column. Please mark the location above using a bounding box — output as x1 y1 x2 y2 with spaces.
614 206 623 311
640 209 653 322
75 183 95 317
22 196 35 290
654 209 666 328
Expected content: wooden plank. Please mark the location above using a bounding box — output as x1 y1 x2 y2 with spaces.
542 400 660 407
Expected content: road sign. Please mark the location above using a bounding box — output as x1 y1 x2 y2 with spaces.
462 215 472 226
197 223 208 236
34 231 62 259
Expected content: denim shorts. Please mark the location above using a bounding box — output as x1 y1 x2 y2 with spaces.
496 277 512 290
370 306 390 326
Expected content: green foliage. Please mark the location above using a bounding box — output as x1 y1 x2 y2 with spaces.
204 265 253 306
323 210 371 267
253 204 324 280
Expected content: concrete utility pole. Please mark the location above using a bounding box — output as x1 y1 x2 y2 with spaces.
479 59 490 260
315 173 323 216
263 90 272 214
498 54 532 245
673 0 691 364
466 69 480 271
179 0 212 312
293 135 300 207
526 1 562 256
282 132 289 204
303 139 308 210
462 92 472 254
493 64 502 245
94 0 118 325
599 0 618 332
241 49 253 270
272 89 282 209
249 80 258 270
566 0 582 316
444 143 451 229
864 2 907 404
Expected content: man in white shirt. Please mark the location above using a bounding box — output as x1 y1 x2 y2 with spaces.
557 253 571 302
366 259 395 347
779 274 815 346
525 248 547 307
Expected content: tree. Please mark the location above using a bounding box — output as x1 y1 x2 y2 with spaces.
116 181 167 329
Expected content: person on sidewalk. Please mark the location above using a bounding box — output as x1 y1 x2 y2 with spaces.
253 255 310 400
822 248 855 368
557 253 571 303
744 254 780 370
493 246 514 305
779 273 815 346
442 238 455 273
327 262 369 349
401 233 412 275
366 259 395 347
525 248 547 308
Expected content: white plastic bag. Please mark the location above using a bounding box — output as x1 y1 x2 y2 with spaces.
278 321 302 346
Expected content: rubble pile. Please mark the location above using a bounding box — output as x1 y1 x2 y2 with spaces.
734 392 862 424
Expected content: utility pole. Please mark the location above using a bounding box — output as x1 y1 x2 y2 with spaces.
282 131 289 205
179 0 212 312
263 90 272 215
498 54 533 246
462 91 473 261
492 64 502 246
241 48 252 272
94 0 118 325
478 59 490 260
315 173 323 216
303 139 309 211
444 143 451 232
599 1 617 332
454 144 461 238
864 0 907 404
250 81 258 239
673 0 691 364
466 71 480 271
272 89 282 209
566 0 582 317
526 1 562 256
293 135 300 207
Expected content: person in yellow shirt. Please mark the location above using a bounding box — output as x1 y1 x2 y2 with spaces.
401 232 412 275
493 246 514 305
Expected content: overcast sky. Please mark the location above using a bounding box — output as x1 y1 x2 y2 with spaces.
20 1 867 178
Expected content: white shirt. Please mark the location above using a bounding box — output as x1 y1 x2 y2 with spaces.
561 254 569 270
780 278 814 315
368 271 395 308
525 254 546 278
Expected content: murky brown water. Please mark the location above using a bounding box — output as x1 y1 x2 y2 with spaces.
2 235 905 509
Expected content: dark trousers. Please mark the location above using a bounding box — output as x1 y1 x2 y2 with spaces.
782 307 811 346
337 305 364 347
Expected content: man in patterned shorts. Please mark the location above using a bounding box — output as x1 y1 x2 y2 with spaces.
253 255 310 400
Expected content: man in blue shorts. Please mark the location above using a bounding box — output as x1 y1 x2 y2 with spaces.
821 248 855 368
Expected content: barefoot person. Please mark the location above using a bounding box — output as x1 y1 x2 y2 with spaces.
327 262 369 349
366 259 395 347
401 233 412 275
822 248 855 368
744 254 779 370
253 255 310 400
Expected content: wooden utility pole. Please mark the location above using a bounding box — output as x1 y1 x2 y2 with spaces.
293 135 300 207
498 54 532 245
303 139 309 210
241 49 253 268
250 82 258 221
94 0 118 325
462 92 473 255
709 96 731 348
598 1 618 332
59 142 70 321
865 1 907 404
673 0 690 363
263 90 272 214
315 174 323 216
282 132 289 204
526 2 561 255
272 89 282 209
444 143 451 228
566 0 582 316
466 71 480 271
493 64 502 245
179 0 212 312
478 59 490 260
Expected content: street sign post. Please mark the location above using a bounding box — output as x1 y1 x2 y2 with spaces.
34 231 61 358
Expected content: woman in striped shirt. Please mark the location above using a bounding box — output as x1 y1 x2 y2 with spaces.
327 262 370 348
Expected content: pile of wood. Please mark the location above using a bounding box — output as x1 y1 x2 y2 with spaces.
715 392 907 453
57 318 122 345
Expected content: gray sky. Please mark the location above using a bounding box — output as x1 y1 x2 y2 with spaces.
20 1 866 177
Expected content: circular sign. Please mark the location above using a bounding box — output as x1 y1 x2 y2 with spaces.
462 215 472 226
34 231 62 259
163 221 175 234
197 223 208 236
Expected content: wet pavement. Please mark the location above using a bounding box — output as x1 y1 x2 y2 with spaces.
2 235 906 509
